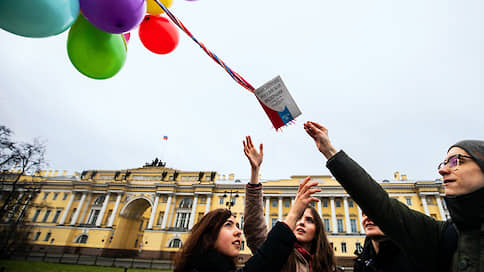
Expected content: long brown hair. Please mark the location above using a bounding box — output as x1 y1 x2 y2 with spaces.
286 206 336 272
174 208 233 272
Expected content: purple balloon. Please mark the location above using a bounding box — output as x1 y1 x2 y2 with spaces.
80 0 146 34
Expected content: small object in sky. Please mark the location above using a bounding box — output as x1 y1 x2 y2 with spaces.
254 76 302 130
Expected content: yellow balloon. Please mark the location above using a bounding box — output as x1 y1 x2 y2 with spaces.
147 0 173 15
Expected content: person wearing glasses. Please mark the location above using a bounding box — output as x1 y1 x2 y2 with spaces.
303 121 484 272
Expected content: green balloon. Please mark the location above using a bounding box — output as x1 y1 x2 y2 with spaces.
67 14 127 79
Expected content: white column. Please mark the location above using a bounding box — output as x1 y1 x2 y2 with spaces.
188 194 198 229
265 197 270 227
59 192 75 225
317 198 322 216
358 206 365 234
343 197 351 233
278 197 283 221
107 193 121 227
204 195 211 215
420 195 430 216
161 194 172 229
70 192 86 225
147 194 159 229
435 194 446 220
330 197 337 234
81 193 92 224
96 193 110 226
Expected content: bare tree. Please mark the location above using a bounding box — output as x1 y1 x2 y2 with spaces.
0 125 47 257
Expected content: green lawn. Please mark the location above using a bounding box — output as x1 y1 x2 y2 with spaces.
0 260 172 272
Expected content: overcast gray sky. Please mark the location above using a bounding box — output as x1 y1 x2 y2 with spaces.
1 0 483 181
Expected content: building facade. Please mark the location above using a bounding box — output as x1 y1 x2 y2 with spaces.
0 164 448 267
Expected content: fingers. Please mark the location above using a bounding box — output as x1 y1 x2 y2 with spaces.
297 176 311 194
259 143 263 157
247 135 253 148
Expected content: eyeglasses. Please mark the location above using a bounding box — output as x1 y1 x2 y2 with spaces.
437 154 474 171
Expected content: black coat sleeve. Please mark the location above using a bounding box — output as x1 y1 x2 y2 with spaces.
326 150 449 272
240 221 296 272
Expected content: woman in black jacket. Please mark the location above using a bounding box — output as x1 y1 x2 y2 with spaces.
304 121 484 272
174 178 321 272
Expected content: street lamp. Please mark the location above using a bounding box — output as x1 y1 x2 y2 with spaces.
223 190 239 210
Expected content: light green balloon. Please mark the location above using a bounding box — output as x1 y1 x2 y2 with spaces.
67 14 127 79
0 0 79 38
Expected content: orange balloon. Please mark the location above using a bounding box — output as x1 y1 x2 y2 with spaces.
139 15 179 54
146 0 173 15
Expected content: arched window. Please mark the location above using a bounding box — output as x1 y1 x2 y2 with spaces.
74 234 88 244
168 238 182 248
179 198 193 209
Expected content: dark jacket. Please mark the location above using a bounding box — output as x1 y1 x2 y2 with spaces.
354 236 418 272
327 151 483 272
185 221 296 272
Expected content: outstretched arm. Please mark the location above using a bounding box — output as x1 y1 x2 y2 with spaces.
243 178 320 272
303 121 446 270
243 136 263 184
243 136 267 253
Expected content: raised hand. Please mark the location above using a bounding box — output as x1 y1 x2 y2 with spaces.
243 136 263 170
304 121 337 159
284 177 321 230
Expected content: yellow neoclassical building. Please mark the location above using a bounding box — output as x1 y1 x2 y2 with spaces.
0 162 448 267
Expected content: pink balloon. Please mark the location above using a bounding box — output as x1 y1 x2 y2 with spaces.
123 32 131 43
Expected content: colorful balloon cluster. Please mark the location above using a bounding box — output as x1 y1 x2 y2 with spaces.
0 0 184 79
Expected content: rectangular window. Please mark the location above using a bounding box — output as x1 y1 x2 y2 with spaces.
230 197 236 205
52 193 58 200
322 199 328 207
41 210 51 223
87 209 100 225
63 193 69 200
348 199 354 207
271 200 277 207
240 215 244 230
284 199 290 208
33 232 41 241
335 200 341 207
350 218 357 233
341 242 347 253
356 242 362 252
337 218 344 232
406 197 412 206
323 218 330 232
241 241 245 250
219 197 224 205
52 210 62 223
32 209 41 222
42 192 49 200
271 218 278 228
44 232 51 242
175 212 190 229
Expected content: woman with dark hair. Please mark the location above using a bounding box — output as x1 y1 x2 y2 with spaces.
174 177 321 272
243 136 336 272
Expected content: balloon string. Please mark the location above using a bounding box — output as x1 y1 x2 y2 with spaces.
153 0 255 92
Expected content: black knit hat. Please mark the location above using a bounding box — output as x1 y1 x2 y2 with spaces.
449 140 484 174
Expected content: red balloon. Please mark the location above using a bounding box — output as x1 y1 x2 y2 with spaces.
139 15 179 54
